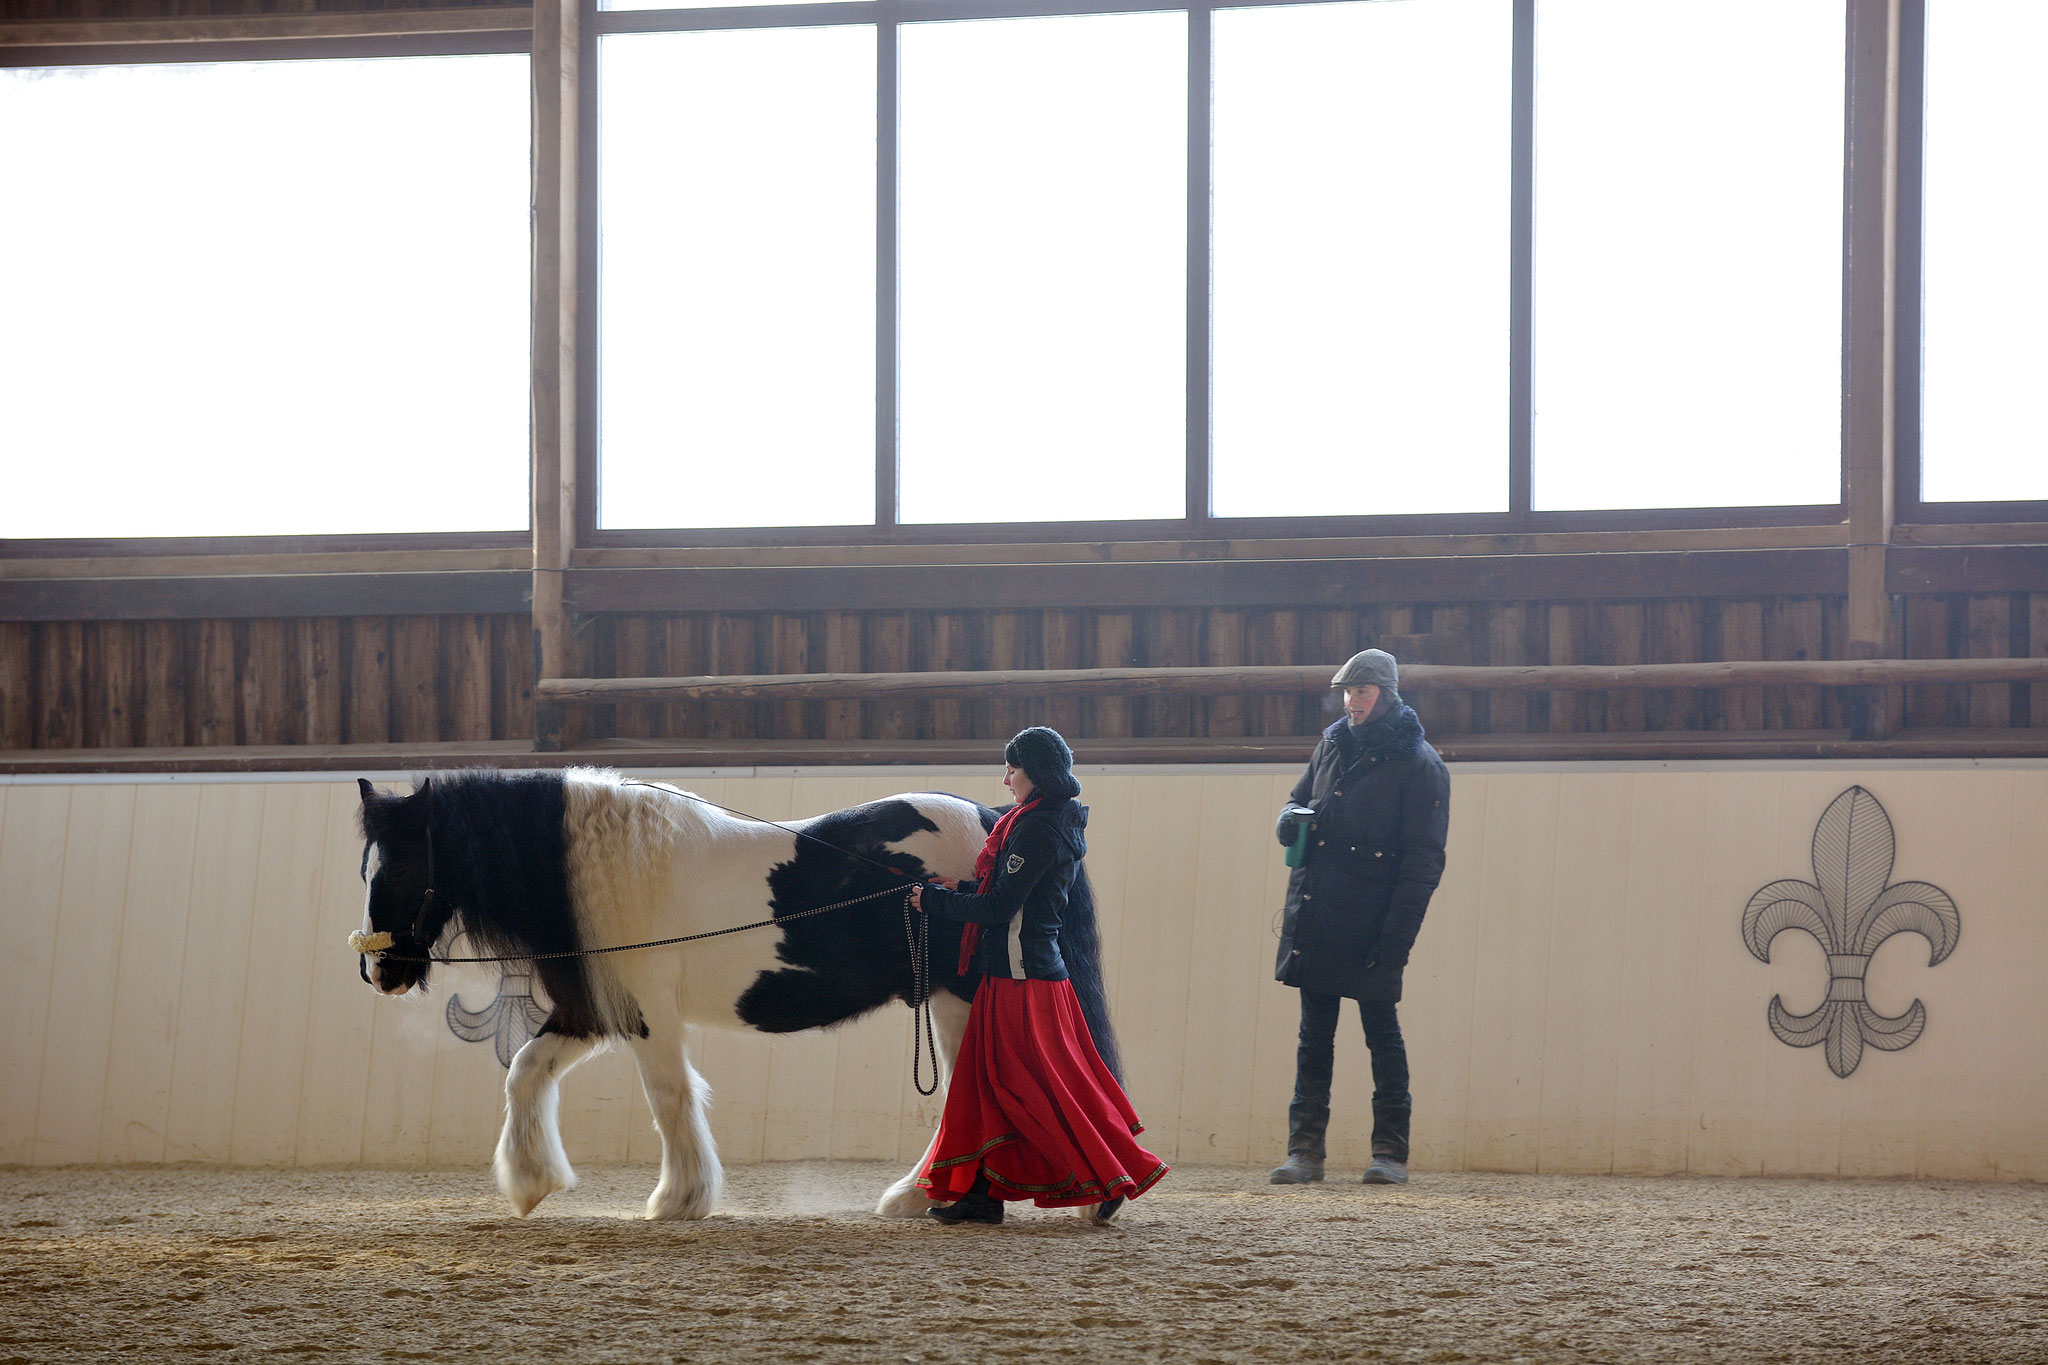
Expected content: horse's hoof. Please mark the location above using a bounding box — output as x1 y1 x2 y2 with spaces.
645 1182 714 1221
875 1183 933 1219
1088 1196 1125 1224
497 1157 574 1218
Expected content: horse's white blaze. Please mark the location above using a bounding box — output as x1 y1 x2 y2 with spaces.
359 844 418 995
360 843 380 934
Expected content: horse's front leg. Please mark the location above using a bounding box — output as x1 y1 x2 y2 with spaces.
495 1028 602 1217
876 987 973 1218
629 1020 723 1221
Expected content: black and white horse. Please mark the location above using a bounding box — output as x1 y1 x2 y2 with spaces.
354 768 1122 1221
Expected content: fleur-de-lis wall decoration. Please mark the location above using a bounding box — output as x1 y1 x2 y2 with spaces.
444 940 551 1069
1742 786 1960 1078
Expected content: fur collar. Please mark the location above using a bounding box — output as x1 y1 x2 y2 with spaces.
1322 704 1426 759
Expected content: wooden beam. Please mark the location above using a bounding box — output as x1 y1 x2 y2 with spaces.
8 725 2048 776
1844 0 1903 657
563 550 1851 614
536 656 2048 705
531 0 582 752
0 8 533 46
0 549 529 581
1887 544 2048 595
573 524 1859 569
0 542 2030 623
0 573 530 622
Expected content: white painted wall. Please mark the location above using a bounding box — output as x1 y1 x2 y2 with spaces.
2 762 2041 1181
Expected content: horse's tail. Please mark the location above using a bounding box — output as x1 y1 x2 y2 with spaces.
1058 862 1124 1084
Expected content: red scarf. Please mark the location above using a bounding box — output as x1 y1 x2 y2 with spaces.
957 799 1041 975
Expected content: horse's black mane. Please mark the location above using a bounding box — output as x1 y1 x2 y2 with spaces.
362 769 613 1035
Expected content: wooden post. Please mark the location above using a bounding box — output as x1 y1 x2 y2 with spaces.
1845 0 1902 739
531 0 580 752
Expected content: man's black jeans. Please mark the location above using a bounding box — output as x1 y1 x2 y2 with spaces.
1288 989 1411 1163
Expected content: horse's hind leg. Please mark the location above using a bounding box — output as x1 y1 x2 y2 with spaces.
876 987 973 1218
495 1028 602 1217
630 1021 722 1221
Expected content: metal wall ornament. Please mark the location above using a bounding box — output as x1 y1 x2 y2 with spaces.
442 934 552 1068
1742 786 1961 1078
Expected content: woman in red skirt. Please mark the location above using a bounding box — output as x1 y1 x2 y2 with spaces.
910 726 1167 1225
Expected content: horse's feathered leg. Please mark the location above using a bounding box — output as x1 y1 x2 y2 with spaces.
630 1016 722 1221
875 987 973 1218
495 1028 602 1217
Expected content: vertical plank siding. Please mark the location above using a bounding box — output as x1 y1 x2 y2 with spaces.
6 766 2042 1180
0 593 2041 752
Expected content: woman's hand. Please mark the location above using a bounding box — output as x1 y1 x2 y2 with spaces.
909 882 927 913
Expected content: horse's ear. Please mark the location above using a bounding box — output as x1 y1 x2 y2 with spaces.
358 778 377 805
415 776 434 799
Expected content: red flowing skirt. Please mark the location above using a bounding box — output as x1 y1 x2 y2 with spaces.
918 977 1168 1209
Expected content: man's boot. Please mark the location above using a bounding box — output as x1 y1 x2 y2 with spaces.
1271 1090 1330 1184
1268 1152 1324 1184
1362 1099 1410 1185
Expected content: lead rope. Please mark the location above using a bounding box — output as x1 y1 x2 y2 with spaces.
904 892 939 1097
365 882 920 964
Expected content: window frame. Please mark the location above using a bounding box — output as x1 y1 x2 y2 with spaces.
4 0 2044 561
576 0 1861 550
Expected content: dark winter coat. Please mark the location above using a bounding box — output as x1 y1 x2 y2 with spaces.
1274 706 1450 1002
922 797 1088 981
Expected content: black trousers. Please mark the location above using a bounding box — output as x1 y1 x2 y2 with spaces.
1287 989 1410 1162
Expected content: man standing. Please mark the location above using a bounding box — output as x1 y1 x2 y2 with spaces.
1268 648 1451 1186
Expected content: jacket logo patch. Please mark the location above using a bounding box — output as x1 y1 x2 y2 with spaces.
1006 853 1025 875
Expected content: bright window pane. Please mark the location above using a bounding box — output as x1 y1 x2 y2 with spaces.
1213 0 1511 518
899 13 1186 525
1533 0 1844 510
0 56 529 538
599 27 876 529
1920 0 2048 502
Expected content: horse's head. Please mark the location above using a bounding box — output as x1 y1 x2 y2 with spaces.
356 776 454 996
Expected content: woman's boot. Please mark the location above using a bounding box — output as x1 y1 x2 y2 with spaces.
928 1171 1004 1224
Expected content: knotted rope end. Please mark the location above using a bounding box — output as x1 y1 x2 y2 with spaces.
348 929 395 955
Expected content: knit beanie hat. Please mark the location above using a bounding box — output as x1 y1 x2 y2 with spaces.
1004 726 1081 800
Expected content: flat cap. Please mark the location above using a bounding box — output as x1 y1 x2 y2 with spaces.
1331 648 1398 691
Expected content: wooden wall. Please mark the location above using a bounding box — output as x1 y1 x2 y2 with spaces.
5 764 2043 1180
0 614 533 751
5 591 2046 753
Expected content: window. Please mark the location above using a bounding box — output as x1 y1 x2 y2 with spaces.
1530 0 1845 511
897 12 1187 525
597 26 877 530
1915 0 2048 504
14 0 2035 550
0 54 530 539
1211 0 1512 517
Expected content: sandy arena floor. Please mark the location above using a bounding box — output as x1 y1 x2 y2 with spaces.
2 1161 2044 1364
